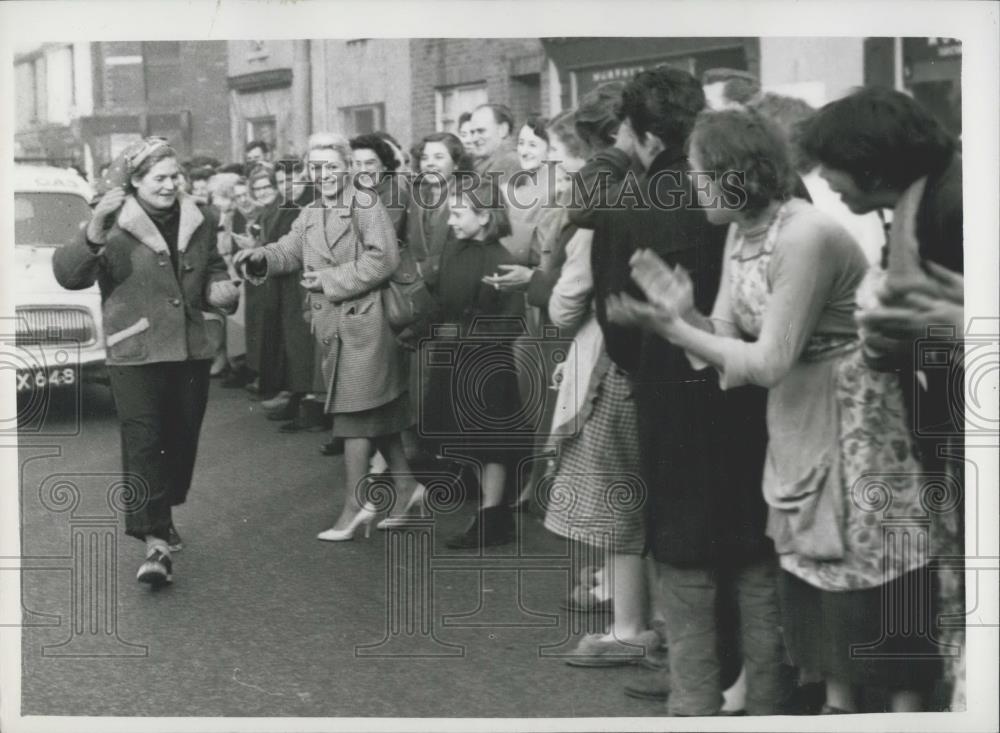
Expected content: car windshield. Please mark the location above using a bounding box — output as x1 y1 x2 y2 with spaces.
15 192 92 247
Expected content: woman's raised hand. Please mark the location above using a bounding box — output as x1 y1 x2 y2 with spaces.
86 186 127 243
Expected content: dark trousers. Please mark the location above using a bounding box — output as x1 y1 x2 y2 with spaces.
108 360 212 542
656 557 786 716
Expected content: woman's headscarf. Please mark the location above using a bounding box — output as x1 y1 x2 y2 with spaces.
92 137 173 203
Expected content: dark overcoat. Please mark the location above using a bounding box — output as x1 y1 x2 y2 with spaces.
53 195 232 365
568 146 773 568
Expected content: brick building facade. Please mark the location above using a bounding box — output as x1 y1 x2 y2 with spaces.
81 41 230 168
15 37 960 176
408 39 548 141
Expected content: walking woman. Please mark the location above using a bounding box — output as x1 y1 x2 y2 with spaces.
234 133 424 541
53 137 239 586
615 108 954 712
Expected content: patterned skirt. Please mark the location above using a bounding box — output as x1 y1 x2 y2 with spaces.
776 345 961 590
542 366 645 554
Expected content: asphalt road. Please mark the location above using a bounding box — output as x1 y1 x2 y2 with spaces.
17 379 667 719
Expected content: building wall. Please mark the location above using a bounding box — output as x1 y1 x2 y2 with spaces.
15 43 95 169
178 41 231 161
409 39 546 141
82 40 230 166
311 39 414 147
759 37 866 106
229 40 295 79
227 40 297 160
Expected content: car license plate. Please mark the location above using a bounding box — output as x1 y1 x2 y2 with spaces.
16 367 77 393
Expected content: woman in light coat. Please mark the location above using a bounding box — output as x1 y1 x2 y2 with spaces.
235 134 423 540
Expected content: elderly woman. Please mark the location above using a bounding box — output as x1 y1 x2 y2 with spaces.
234 133 423 541
53 137 239 587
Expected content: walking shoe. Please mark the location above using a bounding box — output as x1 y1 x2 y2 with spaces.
260 391 293 411
564 629 661 668
136 548 173 587
167 523 183 552
624 676 671 702
444 506 513 549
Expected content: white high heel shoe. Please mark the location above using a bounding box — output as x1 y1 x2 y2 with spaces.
376 484 428 530
317 503 378 542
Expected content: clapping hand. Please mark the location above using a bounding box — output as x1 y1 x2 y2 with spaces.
859 262 964 341
628 248 694 322
605 292 668 333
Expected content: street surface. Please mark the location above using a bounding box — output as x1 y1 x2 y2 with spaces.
17 380 664 718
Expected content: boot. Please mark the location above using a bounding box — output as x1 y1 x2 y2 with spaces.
445 505 513 549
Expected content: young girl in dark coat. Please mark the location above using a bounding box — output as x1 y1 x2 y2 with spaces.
422 182 527 548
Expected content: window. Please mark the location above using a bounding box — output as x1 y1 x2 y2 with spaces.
15 60 38 128
340 104 385 137
246 117 277 148
46 46 75 124
435 84 488 133
15 193 92 247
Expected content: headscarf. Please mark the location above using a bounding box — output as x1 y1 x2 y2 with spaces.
92 136 173 203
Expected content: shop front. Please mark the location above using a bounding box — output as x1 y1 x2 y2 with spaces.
541 37 759 110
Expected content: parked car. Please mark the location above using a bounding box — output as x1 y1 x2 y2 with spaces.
13 164 107 399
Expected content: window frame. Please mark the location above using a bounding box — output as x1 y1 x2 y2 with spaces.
434 83 488 133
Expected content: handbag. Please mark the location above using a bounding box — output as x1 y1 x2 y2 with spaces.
348 202 436 334
381 243 437 333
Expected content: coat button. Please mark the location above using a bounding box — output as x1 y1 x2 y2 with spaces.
313 303 322 310
158 259 167 267
169 298 181 307
322 338 331 345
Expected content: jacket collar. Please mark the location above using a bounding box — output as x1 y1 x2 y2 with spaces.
315 183 368 250
117 195 204 254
